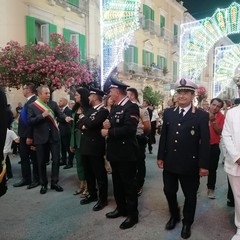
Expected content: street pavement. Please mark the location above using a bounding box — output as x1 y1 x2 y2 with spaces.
0 136 236 240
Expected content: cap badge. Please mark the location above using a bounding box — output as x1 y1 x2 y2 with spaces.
180 78 187 86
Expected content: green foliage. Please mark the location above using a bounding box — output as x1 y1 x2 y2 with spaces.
142 86 164 106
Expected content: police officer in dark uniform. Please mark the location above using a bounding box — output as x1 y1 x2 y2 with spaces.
79 87 109 211
157 78 210 239
101 77 139 230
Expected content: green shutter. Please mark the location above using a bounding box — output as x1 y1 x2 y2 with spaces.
160 15 165 28
63 28 71 42
49 24 57 34
157 55 160 67
143 4 148 19
26 16 36 45
79 34 86 63
142 50 146 65
67 0 79 7
174 24 178 36
134 47 138 64
164 57 167 68
150 53 154 64
151 9 155 21
173 61 177 75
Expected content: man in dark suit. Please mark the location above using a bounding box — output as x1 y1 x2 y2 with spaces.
13 83 40 189
58 97 74 169
101 77 139 230
27 85 72 194
0 88 8 197
79 87 109 211
157 78 210 239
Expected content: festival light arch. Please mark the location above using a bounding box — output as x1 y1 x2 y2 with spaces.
213 44 240 97
180 2 240 92
100 0 140 87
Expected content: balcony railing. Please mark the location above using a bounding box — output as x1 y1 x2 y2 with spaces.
54 0 88 15
139 17 179 45
121 62 164 79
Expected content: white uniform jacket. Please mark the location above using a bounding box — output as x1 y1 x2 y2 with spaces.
222 105 240 176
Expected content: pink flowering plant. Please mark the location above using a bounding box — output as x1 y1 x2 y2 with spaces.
196 86 207 105
0 33 91 91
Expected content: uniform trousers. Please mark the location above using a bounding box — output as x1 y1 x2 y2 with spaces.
136 136 147 190
36 141 59 186
163 170 200 225
60 133 74 165
19 137 38 183
82 155 108 201
110 161 138 217
228 174 240 240
207 144 220 190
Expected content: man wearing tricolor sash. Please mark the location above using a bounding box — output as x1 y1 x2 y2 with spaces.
28 85 72 194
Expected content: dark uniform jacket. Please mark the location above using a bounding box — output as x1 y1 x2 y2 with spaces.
157 106 210 174
107 97 139 162
27 100 67 145
57 106 72 137
79 104 109 156
18 95 37 138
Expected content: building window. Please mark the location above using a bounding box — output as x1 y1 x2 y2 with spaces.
143 4 155 31
174 24 178 44
143 50 154 66
63 28 86 63
157 55 167 69
36 22 49 43
160 15 165 37
26 16 57 45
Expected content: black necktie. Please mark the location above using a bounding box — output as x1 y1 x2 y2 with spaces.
179 108 185 118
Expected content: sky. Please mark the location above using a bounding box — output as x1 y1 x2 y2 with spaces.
182 0 240 43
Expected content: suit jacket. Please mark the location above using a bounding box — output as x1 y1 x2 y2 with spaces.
57 106 72 137
79 105 109 156
222 105 240 176
27 100 67 145
18 95 37 138
157 106 210 174
106 98 139 162
0 89 7 161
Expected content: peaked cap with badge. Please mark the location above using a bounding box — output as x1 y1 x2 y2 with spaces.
109 76 129 90
89 86 106 97
175 78 198 92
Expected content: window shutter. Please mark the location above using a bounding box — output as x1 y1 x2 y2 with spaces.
174 24 178 35
79 34 86 63
173 61 178 80
150 53 154 64
160 15 165 28
134 47 138 64
142 50 146 65
49 23 57 34
164 57 167 68
26 16 36 45
151 9 155 21
67 0 79 7
63 28 71 42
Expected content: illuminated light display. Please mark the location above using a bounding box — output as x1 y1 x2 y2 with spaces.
180 2 240 83
213 44 240 97
100 0 140 86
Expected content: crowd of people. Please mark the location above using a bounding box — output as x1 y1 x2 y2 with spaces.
1 77 240 239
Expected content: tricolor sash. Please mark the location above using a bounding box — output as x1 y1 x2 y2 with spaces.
0 160 6 183
33 99 59 129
